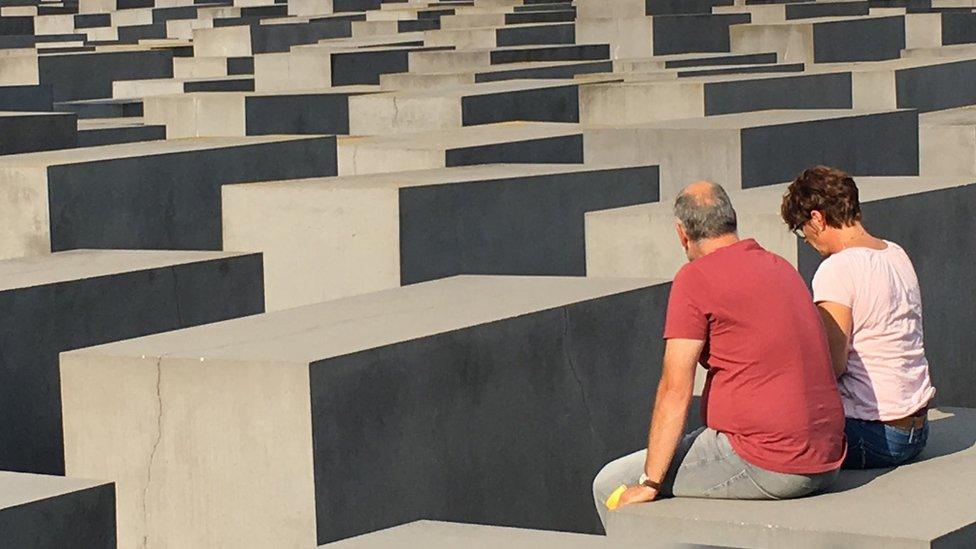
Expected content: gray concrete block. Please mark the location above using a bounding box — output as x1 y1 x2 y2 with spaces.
826 56 976 113
76 117 167 146
0 84 54 111
223 163 658 308
0 135 337 258
0 111 77 154
0 471 115 549
919 106 976 176
337 122 583 175
606 408 976 548
329 520 626 548
348 79 584 134
0 249 264 475
581 72 852 125
112 74 254 99
731 15 905 63
38 49 174 101
584 109 918 196
62 276 668 547
55 98 144 120
142 89 367 137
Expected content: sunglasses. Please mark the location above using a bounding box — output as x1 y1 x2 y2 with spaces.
792 221 808 242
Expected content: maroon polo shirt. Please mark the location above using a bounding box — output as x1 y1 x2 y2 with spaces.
664 239 846 474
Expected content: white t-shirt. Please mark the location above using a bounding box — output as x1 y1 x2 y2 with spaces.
812 240 936 421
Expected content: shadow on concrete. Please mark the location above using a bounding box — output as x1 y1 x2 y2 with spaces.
825 409 976 493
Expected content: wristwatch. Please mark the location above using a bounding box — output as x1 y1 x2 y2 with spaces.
638 473 662 491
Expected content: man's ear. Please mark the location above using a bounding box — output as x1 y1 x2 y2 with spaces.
675 221 689 248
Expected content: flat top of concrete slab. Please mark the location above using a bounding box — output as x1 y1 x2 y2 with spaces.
0 134 327 167
588 176 975 219
356 77 597 99
588 109 908 131
610 408 976 542
0 249 255 292
0 471 110 510
808 54 976 73
77 117 154 130
66 275 663 364
329 520 726 548
227 162 654 191
341 121 581 149
394 58 612 77
730 12 901 27
0 111 73 117
920 105 976 126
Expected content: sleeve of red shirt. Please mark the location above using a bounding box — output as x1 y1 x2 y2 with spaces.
663 265 708 340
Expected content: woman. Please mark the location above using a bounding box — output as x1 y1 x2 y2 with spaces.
780 165 935 469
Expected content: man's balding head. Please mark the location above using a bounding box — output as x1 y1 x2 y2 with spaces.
674 181 738 241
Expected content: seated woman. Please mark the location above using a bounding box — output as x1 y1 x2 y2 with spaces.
780 166 935 469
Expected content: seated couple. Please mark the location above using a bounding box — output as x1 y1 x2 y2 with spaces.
593 166 935 522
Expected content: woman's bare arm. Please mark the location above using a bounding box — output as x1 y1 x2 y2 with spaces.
817 301 853 378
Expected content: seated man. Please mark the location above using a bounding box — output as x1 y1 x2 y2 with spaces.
781 166 935 469
593 181 845 526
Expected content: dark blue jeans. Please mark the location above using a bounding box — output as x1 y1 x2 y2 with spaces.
843 416 928 469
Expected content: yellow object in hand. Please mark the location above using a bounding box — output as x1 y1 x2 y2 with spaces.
605 484 628 510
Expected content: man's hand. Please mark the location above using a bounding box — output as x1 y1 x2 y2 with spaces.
616 485 658 508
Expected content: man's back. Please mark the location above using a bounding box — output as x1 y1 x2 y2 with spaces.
665 239 846 474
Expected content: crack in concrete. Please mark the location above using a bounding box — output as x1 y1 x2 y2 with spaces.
561 307 600 444
141 355 164 549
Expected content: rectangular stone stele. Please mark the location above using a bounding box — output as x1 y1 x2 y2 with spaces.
0 249 264 476
328 520 635 548
0 471 115 549
61 275 670 548
0 135 337 260
607 408 976 548
222 163 659 310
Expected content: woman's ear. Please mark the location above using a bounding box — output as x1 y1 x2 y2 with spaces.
810 210 826 232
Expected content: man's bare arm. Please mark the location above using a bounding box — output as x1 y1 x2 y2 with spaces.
642 337 705 483
817 301 852 378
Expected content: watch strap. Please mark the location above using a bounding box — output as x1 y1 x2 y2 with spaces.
638 473 662 491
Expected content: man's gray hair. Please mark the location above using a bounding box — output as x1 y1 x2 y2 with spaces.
673 182 738 241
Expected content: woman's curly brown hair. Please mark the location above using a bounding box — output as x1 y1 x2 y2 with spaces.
780 166 862 232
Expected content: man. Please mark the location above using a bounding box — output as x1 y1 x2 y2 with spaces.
592 181 846 528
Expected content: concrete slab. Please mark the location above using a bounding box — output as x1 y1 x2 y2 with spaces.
0 83 54 111
0 111 76 154
76 116 167 146
348 79 586 134
575 13 750 60
223 163 658 308
0 135 337 258
62 275 669 547
730 15 905 63
606 408 976 548
38 49 175 101
807 56 976 113
329 520 659 548
0 249 263 475
55 97 144 119
112 74 254 99
584 109 918 196
379 59 614 89
337 121 583 174
581 71 852 124
0 471 115 549
919 105 976 175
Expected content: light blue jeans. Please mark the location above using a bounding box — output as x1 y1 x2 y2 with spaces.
592 427 840 529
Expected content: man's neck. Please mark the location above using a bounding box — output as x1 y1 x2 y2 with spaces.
694 234 741 258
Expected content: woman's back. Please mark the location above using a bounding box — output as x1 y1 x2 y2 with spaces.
812 240 936 421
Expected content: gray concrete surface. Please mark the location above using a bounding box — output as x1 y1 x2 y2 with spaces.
606 408 976 548
0 471 115 549
62 276 669 547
